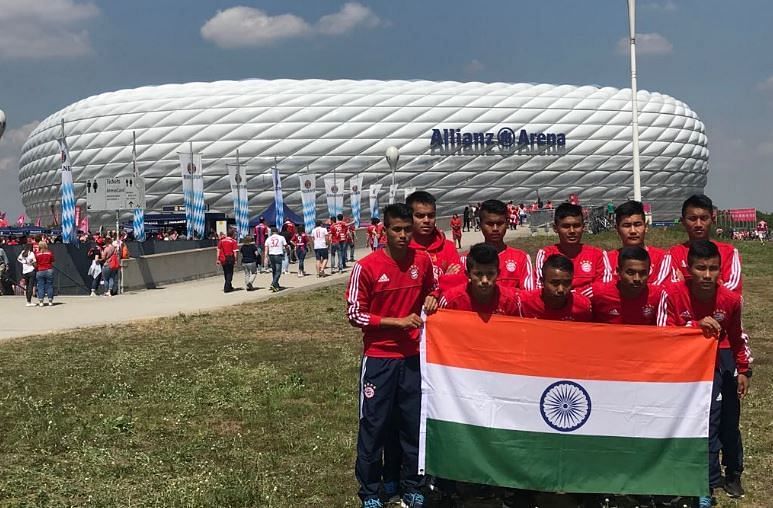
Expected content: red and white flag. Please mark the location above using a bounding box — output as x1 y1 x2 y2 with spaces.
16 214 25 226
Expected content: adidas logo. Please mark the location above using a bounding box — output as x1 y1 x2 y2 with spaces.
609 309 620 316
377 274 390 283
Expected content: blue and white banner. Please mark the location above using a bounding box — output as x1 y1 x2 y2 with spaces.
179 152 204 238
132 137 146 241
228 162 249 240
369 183 382 219
57 137 76 244
349 175 363 228
272 166 284 229
324 175 345 218
388 183 399 205
298 173 316 234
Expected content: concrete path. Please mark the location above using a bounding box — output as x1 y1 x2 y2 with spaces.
0 228 539 341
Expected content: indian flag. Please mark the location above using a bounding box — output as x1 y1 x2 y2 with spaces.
419 310 716 497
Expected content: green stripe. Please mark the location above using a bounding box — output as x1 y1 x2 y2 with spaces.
425 419 708 497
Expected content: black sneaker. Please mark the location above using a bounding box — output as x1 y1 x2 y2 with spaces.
723 474 744 498
246 282 254 291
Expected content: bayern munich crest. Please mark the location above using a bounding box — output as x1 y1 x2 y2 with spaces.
580 260 592 273
506 260 516 272
409 265 420 280
540 380 592 432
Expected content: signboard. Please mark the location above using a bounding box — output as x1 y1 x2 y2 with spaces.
87 177 146 211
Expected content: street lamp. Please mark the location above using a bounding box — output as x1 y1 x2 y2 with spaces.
627 0 642 202
385 146 399 204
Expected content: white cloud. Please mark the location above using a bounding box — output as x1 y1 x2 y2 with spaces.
464 59 485 75
616 32 673 55
317 2 383 36
641 1 678 11
201 3 385 49
0 0 99 59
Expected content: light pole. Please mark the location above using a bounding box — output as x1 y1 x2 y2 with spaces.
628 0 642 202
385 146 399 204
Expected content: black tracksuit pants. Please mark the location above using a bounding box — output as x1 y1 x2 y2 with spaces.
356 355 422 501
708 348 744 488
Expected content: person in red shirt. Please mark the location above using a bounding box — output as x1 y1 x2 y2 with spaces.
440 243 519 315
328 216 341 272
535 203 610 293
34 240 56 306
331 213 350 272
586 246 662 325
449 213 462 249
405 191 462 287
656 240 751 504
604 201 672 285
519 254 592 321
347 218 357 263
217 229 239 293
670 194 742 294
366 218 380 251
345 203 438 508
253 217 270 272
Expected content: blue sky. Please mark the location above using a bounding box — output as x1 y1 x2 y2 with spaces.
1 0 772 216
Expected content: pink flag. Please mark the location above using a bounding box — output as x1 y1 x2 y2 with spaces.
35 217 42 227
75 206 81 231
16 214 25 226
79 213 89 233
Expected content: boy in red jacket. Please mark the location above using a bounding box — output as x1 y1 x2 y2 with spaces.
346 203 438 508
405 191 462 285
657 240 751 507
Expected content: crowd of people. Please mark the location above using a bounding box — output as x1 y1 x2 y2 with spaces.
345 191 750 508
459 199 556 233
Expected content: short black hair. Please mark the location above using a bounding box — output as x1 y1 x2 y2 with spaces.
405 191 436 209
371 217 380 225
478 199 507 218
315 220 322 227
615 200 645 225
337 213 344 221
383 203 413 227
554 203 583 223
330 216 336 222
466 243 500 272
618 245 650 268
542 254 574 276
687 240 720 266
681 194 714 217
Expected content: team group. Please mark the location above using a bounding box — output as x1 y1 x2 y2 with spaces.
345 192 751 508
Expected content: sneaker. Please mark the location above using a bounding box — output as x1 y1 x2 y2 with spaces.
36 301 43 307
363 498 384 508
698 494 715 508
44 301 52 307
723 474 744 498
401 492 425 508
246 282 254 291
298 273 303 278
90 291 96 297
25 302 34 307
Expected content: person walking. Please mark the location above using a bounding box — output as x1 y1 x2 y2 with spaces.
280 223 293 274
312 220 330 277
254 216 270 273
101 237 120 297
240 235 259 291
293 225 310 277
35 241 55 306
450 213 462 249
265 226 288 291
217 229 239 293
17 243 37 306
462 206 471 232
87 240 103 296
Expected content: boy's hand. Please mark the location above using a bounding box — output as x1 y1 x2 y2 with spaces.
737 374 750 399
398 314 423 329
423 295 438 315
697 316 721 338
445 263 463 275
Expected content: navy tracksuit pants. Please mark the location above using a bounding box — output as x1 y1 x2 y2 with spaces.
708 348 744 488
356 355 422 501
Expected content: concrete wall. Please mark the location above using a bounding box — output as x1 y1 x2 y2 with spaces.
121 247 219 292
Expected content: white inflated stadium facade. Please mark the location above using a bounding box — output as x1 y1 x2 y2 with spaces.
19 79 708 223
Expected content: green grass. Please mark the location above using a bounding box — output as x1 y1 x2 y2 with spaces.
0 230 771 507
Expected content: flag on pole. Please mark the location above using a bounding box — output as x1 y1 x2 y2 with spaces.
420 310 716 497
324 175 345 218
179 152 204 238
388 183 398 205
228 160 249 240
403 187 416 201
79 212 89 233
368 184 381 219
272 165 284 229
75 206 81 232
16 214 25 226
132 133 146 241
298 173 317 234
349 175 363 227
57 136 77 243
35 217 41 227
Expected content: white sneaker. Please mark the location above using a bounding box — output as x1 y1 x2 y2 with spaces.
36 301 43 307
90 291 97 297
44 300 52 306
26 302 34 307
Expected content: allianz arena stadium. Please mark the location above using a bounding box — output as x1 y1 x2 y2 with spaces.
18 79 708 223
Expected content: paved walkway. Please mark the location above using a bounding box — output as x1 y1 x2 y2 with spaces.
0 228 538 341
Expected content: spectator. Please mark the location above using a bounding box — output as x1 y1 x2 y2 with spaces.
462 206 471 232
35 241 55 306
312 220 330 277
280 223 293 274
87 240 103 296
240 235 259 291
293 225 310 277
0 245 9 295
254 216 270 272
265 226 289 291
347 218 356 263
101 237 120 297
217 229 239 293
17 243 37 306
450 213 462 249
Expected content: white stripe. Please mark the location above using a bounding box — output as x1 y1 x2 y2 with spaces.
654 253 672 285
601 250 613 283
424 364 710 439
359 355 369 420
346 263 370 326
418 322 429 474
725 249 741 290
656 290 668 327
535 249 545 288
524 253 534 291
